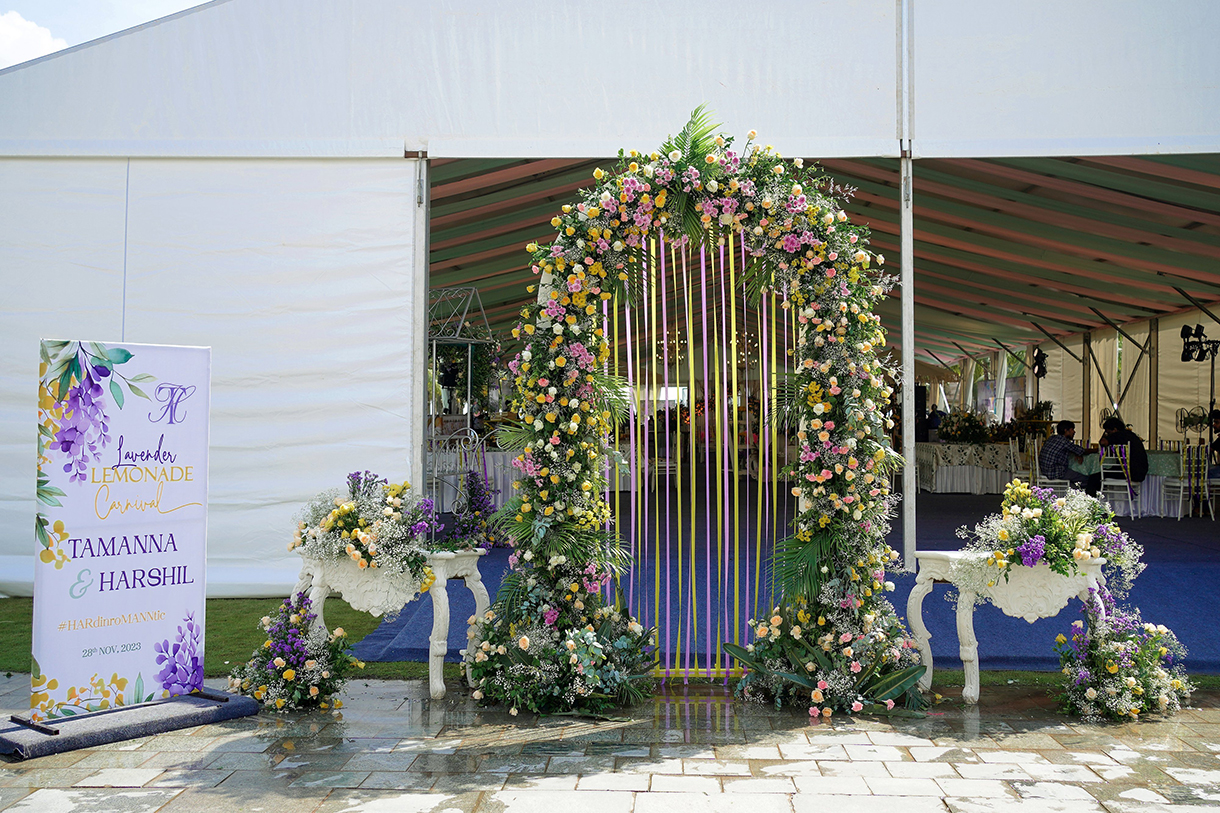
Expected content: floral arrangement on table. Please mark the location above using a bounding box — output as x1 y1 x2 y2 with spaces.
1055 586 1192 721
937 409 990 444
988 420 1022 443
1016 400 1054 422
229 592 363 712
954 479 1145 598
435 470 502 551
462 108 922 716
289 470 442 580
956 479 1190 720
466 554 655 715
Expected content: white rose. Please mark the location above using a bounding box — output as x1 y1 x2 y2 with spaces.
1085 687 1097 700
668 150 681 162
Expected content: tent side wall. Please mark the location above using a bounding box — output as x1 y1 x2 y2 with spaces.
0 157 427 596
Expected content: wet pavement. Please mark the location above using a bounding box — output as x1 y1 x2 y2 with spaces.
0 673 1217 812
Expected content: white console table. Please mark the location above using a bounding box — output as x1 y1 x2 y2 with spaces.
906 550 1106 704
294 549 490 700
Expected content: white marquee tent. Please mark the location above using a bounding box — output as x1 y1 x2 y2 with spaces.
2 0 1219 595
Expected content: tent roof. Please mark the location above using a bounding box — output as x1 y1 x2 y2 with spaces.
1 0 1218 159
430 155 1220 365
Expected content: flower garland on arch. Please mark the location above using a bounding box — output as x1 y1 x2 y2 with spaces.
469 109 922 716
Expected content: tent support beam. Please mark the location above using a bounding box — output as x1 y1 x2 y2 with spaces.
1032 322 1082 363
1089 306 1147 354
1115 339 1148 411
925 349 956 375
1085 339 1118 415
1173 286 1220 329
992 339 1029 371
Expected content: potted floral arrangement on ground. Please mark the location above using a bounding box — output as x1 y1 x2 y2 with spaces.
956 479 1190 719
937 409 990 444
465 553 656 715
228 592 363 712
1055 587 1192 721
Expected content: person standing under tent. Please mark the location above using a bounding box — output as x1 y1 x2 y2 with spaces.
1039 420 1096 495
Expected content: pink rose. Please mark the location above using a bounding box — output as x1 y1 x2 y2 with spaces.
851 700 863 712
850 661 862 673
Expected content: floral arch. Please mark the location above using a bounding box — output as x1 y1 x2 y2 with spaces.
467 110 925 716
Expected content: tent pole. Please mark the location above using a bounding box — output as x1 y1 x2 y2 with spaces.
898 0 916 571
413 156 430 499
1149 319 1159 446
1083 332 1092 444
900 156 916 571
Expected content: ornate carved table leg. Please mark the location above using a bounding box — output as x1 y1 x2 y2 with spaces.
906 569 936 692
956 589 980 704
428 568 450 700
463 570 491 688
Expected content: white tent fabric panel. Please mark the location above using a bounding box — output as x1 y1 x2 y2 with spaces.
0 0 901 159
1157 310 1219 444
0 158 425 596
0 159 129 594
912 1 1220 157
1037 337 1084 440
1120 322 1153 444
1088 331 1118 444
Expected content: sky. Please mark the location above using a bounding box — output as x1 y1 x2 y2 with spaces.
0 1 208 70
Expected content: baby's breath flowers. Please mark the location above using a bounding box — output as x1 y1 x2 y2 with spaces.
292 471 441 581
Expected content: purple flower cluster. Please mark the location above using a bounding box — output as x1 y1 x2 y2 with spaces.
51 365 112 483
347 470 388 500
154 611 204 695
1017 534 1046 567
445 471 497 549
264 593 315 673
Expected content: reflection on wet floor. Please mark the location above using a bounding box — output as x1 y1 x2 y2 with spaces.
0 673 1216 811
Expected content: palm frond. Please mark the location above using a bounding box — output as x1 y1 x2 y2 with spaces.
586 369 633 425
494 422 533 452
773 532 838 601
662 104 718 161
738 255 775 305
490 571 530 618
766 372 805 432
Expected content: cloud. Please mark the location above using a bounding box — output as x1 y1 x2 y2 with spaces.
0 11 68 71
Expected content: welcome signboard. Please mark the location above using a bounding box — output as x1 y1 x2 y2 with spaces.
33 341 210 719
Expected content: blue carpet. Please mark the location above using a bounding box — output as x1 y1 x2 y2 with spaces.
355 491 1220 673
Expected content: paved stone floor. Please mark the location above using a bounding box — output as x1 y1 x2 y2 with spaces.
0 673 1217 812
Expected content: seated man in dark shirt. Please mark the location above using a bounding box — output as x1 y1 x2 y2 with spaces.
1098 416 1148 483
1039 420 1093 493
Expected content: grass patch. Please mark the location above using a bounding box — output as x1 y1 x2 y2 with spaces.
0 597 1214 690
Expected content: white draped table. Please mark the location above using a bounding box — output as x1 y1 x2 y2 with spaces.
916 442 1013 494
